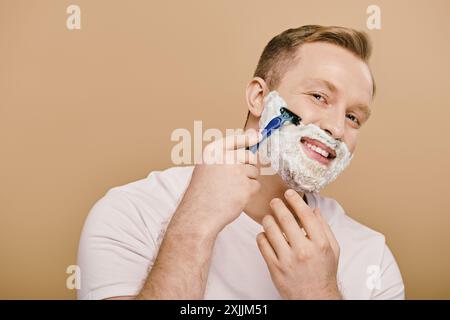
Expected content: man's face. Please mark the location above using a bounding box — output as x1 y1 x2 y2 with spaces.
273 42 374 154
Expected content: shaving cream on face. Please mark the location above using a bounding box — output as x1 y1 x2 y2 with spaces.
258 91 353 193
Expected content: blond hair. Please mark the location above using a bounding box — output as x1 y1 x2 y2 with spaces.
253 25 375 95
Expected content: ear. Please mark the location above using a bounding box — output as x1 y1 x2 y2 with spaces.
245 77 270 118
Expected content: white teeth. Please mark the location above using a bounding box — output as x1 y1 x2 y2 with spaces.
305 142 329 158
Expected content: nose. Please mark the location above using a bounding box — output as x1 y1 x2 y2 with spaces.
320 109 345 141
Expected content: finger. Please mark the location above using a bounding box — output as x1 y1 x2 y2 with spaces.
256 232 278 270
248 179 261 194
315 208 340 260
284 189 328 245
244 163 259 179
261 214 291 260
235 149 258 165
224 130 262 150
269 198 309 249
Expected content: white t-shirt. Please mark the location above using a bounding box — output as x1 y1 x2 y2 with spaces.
77 166 405 300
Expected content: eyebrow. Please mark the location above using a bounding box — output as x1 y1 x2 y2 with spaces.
304 78 338 93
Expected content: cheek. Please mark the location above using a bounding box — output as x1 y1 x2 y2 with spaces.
288 98 322 124
344 134 358 153
275 88 318 122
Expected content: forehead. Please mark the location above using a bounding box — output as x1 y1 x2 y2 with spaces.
281 42 374 103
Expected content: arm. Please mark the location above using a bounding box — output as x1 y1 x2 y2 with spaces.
105 131 262 300
370 244 405 300
135 201 218 299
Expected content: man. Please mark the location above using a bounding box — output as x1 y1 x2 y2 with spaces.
77 25 404 300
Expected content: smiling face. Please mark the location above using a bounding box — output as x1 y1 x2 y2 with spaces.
273 42 374 155
256 91 355 192
245 39 375 192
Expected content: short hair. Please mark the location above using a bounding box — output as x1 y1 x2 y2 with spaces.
246 25 376 126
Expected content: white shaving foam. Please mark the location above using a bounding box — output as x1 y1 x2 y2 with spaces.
258 91 353 192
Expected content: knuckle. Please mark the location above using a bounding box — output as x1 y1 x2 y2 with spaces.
262 215 274 229
256 233 265 244
301 211 314 222
317 241 330 253
278 213 292 225
298 212 316 227
270 198 282 210
296 248 311 261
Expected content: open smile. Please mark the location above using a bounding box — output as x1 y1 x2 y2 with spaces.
300 137 337 166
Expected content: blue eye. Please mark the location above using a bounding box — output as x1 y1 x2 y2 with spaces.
346 113 360 126
311 93 326 103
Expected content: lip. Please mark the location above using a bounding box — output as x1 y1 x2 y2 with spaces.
300 137 336 166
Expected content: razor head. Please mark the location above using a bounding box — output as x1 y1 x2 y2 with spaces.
246 106 302 154
280 107 301 126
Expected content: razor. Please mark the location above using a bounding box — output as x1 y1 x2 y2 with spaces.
247 107 301 153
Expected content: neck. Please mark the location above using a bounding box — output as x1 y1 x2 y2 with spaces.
243 168 304 225
243 120 306 225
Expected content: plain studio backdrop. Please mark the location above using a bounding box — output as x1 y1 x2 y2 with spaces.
1 0 449 299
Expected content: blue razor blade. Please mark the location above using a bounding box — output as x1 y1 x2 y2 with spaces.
247 107 301 153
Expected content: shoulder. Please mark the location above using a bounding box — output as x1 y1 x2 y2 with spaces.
77 166 194 299
308 192 385 245
308 192 387 281
90 165 194 221
107 165 194 200
308 193 404 299
83 166 195 240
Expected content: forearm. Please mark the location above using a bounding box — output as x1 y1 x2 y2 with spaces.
136 205 218 299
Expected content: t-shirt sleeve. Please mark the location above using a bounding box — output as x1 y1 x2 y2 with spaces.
371 244 405 300
76 190 158 300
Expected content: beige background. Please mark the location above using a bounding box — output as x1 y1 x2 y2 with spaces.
1 0 449 299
